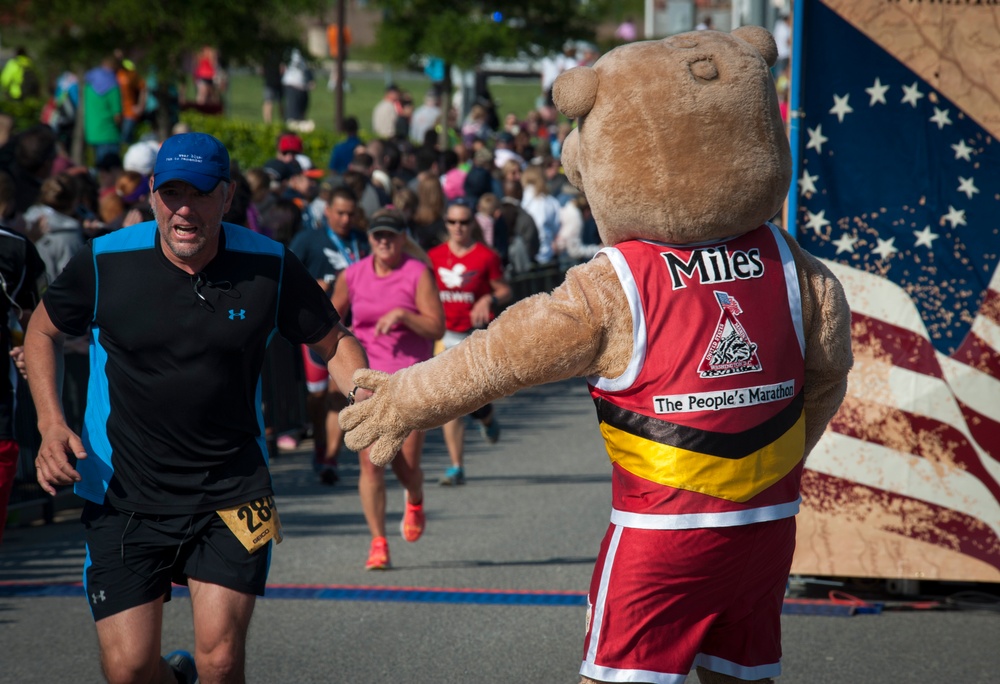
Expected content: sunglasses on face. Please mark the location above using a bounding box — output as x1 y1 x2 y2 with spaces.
371 231 400 242
446 218 472 226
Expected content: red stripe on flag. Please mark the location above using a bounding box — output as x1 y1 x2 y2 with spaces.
959 401 1000 467
954 330 1000 379
851 313 943 379
978 289 1000 328
829 397 1000 503
801 470 1000 572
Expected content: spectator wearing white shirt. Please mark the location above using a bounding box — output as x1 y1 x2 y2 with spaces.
520 164 560 266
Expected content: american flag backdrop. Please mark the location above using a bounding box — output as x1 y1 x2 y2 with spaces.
789 0 1000 581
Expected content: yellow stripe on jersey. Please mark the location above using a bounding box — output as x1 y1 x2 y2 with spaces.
599 412 806 502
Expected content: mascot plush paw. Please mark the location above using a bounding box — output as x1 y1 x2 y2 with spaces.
342 25 852 684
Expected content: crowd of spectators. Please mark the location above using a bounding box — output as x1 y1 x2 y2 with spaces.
0 60 609 533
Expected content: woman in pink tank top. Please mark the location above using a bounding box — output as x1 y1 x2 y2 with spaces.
332 209 444 570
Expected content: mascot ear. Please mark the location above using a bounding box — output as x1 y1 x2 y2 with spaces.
553 66 599 120
561 128 582 189
732 25 778 68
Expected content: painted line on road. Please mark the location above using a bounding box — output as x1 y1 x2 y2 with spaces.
0 580 874 614
0 581 588 606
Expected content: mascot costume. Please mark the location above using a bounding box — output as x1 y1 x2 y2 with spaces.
342 26 853 684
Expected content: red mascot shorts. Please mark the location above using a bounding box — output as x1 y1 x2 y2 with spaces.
580 516 795 683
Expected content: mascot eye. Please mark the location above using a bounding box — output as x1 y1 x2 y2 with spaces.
670 37 698 49
691 59 719 82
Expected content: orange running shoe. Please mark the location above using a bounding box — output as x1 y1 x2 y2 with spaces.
365 536 390 570
400 497 425 543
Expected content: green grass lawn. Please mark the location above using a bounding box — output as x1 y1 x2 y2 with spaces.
218 67 544 134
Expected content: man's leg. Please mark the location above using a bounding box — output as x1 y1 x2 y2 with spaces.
305 389 327 461
84 502 196 683
319 390 349 484
189 579 257 684
95 598 178 684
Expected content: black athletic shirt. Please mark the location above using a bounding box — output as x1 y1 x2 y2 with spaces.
0 225 46 440
43 221 340 514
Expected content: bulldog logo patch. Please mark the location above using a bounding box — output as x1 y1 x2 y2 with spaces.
698 291 762 378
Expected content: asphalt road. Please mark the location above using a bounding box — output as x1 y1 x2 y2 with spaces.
2 378 998 683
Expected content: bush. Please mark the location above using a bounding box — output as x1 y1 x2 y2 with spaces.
178 112 341 170
1 101 344 172
2 96 45 133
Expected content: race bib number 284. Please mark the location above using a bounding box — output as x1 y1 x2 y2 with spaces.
217 496 283 554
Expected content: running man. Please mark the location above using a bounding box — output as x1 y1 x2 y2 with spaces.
25 132 370 684
288 185 369 483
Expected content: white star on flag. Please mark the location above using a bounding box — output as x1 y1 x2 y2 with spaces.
806 125 828 154
930 107 953 130
912 225 939 249
901 82 925 108
799 170 819 196
804 209 831 235
865 77 889 106
942 205 967 228
957 176 979 199
872 236 898 260
829 94 854 123
951 139 973 161
832 232 858 254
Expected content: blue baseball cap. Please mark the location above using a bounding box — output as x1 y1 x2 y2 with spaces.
152 132 231 193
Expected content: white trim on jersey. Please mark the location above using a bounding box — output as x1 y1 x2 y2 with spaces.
588 246 647 392
767 221 806 358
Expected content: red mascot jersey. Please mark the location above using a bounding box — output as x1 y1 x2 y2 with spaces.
589 223 806 528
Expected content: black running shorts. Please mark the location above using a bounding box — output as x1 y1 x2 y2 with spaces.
81 501 271 622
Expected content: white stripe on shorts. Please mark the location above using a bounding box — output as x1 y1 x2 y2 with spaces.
579 661 688 684
693 653 782 680
584 524 622 666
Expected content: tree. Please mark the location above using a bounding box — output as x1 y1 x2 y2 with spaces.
371 0 610 126
373 0 610 70
0 0 325 148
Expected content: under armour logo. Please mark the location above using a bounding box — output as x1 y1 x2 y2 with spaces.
91 590 106 604
228 309 246 320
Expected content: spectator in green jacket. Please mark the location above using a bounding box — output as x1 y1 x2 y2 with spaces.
82 56 122 167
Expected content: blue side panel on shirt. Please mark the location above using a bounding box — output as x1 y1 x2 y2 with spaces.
223 222 283 257
75 327 115 504
92 221 158 255
76 225 156 502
